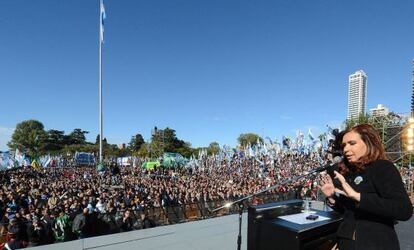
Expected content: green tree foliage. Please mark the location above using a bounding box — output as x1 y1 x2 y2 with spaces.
94 135 128 158
137 143 150 158
62 144 97 156
176 142 196 158
68 129 89 145
95 134 108 146
237 133 263 148
207 142 220 155
150 127 186 157
41 129 65 154
105 144 128 158
9 120 281 161
345 113 371 129
148 140 164 158
128 133 145 152
8 120 47 157
8 120 151 158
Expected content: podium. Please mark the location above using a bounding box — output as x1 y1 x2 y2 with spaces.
248 200 342 250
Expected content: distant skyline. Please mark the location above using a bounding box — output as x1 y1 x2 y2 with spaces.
1 0 413 151
347 70 367 120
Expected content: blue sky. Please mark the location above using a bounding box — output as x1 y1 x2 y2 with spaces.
1 0 413 151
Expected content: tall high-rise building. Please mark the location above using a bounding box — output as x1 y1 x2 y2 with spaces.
347 70 367 120
411 60 414 114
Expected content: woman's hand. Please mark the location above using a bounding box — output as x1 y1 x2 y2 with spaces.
318 173 335 198
333 171 361 202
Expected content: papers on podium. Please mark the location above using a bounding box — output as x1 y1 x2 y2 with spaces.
278 212 330 225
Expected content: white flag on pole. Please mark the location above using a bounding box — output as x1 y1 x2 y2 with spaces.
100 0 106 44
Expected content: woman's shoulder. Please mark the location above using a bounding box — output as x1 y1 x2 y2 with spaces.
367 159 398 174
369 159 394 167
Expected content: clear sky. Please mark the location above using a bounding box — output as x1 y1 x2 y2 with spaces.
1 0 413 151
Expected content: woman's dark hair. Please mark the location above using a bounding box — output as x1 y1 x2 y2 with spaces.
337 124 387 175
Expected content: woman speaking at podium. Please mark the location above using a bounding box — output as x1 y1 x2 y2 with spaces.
319 124 412 250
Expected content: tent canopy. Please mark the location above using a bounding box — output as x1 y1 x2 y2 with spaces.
162 152 188 168
141 161 160 170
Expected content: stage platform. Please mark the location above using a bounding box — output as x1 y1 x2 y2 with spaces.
31 212 413 250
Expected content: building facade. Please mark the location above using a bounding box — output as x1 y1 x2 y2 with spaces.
347 70 367 120
411 60 414 114
370 104 389 118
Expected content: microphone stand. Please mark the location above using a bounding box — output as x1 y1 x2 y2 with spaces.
210 166 326 250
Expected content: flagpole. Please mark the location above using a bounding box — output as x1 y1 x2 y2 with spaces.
99 0 104 164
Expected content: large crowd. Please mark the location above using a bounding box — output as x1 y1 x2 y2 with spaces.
0 151 411 249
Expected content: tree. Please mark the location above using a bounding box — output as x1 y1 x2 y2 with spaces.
237 133 263 148
41 129 65 154
345 113 370 129
95 134 108 146
207 142 220 155
176 142 195 158
137 143 150 158
62 144 97 156
8 120 47 158
128 134 145 152
150 127 186 155
68 129 89 145
105 144 125 158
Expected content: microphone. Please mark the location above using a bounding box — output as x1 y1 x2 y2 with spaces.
314 156 343 173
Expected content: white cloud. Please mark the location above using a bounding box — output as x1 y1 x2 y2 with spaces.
0 127 14 151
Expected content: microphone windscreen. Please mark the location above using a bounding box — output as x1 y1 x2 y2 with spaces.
326 159 342 189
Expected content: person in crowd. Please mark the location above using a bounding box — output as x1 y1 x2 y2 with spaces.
72 208 88 239
111 163 121 185
0 224 8 248
319 124 413 250
53 210 71 242
1 224 26 250
140 212 155 229
26 216 45 247
100 205 119 234
4 136 411 247
39 208 54 244
119 210 134 232
47 193 58 210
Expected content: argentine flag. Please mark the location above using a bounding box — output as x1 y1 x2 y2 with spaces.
100 0 106 44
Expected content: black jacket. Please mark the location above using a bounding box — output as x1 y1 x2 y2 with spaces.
331 160 412 250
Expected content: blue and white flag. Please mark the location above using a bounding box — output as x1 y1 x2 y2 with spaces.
100 0 107 44
14 148 24 166
308 128 315 141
